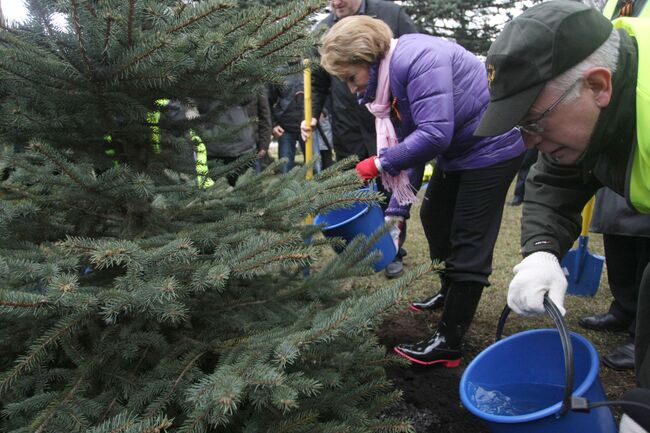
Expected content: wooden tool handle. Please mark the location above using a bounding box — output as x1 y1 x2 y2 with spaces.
581 196 596 237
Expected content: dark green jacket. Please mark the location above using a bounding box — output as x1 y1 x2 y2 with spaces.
521 29 639 258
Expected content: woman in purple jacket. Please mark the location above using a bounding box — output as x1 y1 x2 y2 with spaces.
320 16 525 367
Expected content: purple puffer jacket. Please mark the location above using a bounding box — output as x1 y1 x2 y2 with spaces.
378 34 524 173
362 35 524 216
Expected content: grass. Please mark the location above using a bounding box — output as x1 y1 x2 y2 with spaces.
359 180 636 401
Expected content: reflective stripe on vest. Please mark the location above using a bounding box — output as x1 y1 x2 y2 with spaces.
191 130 214 189
105 98 170 161
147 99 169 155
613 17 650 212
151 99 214 188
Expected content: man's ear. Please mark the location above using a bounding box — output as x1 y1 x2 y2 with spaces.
584 67 613 108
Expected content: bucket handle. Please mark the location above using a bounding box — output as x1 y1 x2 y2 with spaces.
495 295 574 417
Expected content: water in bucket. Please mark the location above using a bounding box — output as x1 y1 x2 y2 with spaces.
467 383 565 416
460 329 617 433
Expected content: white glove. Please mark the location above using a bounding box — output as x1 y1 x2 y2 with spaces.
508 251 567 316
384 215 404 251
620 414 648 433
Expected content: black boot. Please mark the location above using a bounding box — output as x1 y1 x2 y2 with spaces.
395 282 483 367
409 276 449 312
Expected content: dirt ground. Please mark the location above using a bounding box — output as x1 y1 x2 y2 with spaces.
376 303 635 433
360 182 636 433
377 309 489 433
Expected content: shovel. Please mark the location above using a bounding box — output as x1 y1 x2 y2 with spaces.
560 196 605 296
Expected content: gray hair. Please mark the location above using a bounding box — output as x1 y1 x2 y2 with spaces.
547 28 620 100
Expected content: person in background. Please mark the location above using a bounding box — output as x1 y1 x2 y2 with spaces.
319 16 524 367
508 148 538 206
197 90 272 186
303 0 419 278
268 65 325 174
582 0 607 9
475 2 650 430
579 188 650 371
316 111 335 170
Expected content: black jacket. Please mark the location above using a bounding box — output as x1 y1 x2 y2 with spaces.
311 0 417 160
268 69 304 135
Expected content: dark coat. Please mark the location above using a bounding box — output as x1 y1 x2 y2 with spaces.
268 70 304 135
590 187 650 237
198 91 272 159
311 0 417 160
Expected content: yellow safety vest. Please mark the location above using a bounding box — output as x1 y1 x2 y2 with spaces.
612 17 650 212
105 99 214 188
146 98 169 155
103 98 166 160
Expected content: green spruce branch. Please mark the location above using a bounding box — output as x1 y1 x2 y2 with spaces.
0 312 90 394
70 0 97 79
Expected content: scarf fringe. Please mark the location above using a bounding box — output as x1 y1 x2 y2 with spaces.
381 171 418 205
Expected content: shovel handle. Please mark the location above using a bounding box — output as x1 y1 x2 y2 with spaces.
581 196 596 237
303 58 313 182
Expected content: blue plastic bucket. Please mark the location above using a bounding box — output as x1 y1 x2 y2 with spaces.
314 199 397 272
460 299 617 433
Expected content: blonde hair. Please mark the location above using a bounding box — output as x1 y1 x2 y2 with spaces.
319 15 393 78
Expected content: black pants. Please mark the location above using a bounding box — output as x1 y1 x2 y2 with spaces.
513 148 538 200
637 262 650 388
320 149 334 170
604 233 650 337
420 154 523 286
208 156 250 187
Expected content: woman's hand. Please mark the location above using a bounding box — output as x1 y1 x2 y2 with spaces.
300 117 317 141
355 156 382 181
272 125 284 138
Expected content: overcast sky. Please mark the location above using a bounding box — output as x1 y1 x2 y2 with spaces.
2 0 28 23
2 1 327 25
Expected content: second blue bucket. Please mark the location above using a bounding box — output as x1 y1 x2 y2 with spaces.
460 298 617 433
314 199 397 272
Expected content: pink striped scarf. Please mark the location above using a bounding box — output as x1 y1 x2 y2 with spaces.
365 39 417 206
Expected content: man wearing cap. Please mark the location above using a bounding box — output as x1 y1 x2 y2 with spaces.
475 0 650 397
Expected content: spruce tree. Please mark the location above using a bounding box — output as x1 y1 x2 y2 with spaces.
0 1 424 432
404 0 542 55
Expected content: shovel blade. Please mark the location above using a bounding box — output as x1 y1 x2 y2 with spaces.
561 236 605 296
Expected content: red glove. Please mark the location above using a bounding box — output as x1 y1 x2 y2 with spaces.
355 156 381 181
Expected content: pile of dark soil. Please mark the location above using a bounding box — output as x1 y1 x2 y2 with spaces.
377 310 489 433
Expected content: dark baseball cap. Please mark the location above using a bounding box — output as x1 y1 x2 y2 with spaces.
474 0 613 137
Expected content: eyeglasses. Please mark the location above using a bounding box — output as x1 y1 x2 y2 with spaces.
515 79 581 136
